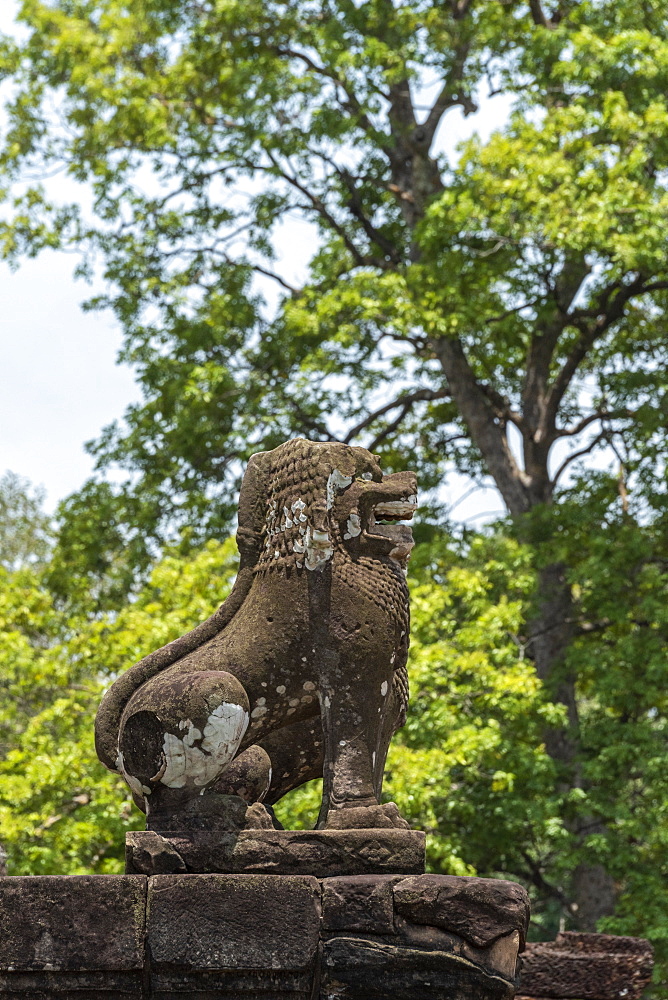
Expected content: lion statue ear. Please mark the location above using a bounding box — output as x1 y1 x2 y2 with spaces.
236 450 272 569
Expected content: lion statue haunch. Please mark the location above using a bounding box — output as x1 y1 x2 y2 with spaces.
95 439 418 831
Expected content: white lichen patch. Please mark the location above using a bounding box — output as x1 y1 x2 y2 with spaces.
251 705 268 719
276 684 286 694
326 469 353 509
343 512 362 540
160 702 249 789
303 680 315 690
116 750 151 800
304 525 334 570
380 681 389 696
373 496 418 518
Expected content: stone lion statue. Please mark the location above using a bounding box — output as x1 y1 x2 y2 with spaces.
95 439 418 830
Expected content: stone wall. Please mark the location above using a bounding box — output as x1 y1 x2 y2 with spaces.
0 872 529 999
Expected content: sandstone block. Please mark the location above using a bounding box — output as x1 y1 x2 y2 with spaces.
321 875 399 934
0 874 147 997
127 827 425 877
147 873 320 996
393 873 530 949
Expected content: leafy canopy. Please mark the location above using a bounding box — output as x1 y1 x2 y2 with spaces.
3 1 668 577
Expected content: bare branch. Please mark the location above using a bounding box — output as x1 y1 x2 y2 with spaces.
245 262 301 296
519 851 577 916
545 274 647 431
551 431 608 486
452 0 474 19
555 408 635 439
421 39 476 148
273 47 383 127
286 399 338 442
478 383 524 430
432 336 531 515
422 81 476 147
263 150 372 268
368 402 413 450
343 388 450 444
310 152 402 263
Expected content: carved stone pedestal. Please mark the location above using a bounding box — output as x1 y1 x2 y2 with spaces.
0 871 529 999
126 827 426 877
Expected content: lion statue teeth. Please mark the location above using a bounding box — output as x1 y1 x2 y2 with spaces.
95 438 418 831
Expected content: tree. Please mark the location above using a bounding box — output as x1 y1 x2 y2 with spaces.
2 0 668 929
0 472 52 571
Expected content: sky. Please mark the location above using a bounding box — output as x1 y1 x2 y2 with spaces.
0 3 512 521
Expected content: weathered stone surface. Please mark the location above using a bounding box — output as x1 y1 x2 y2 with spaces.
392 917 521 981
0 869 528 998
0 874 146 996
147 874 320 996
393 873 530 949
127 828 425 877
519 931 654 1000
321 935 517 1000
95 440 420 835
127 830 187 874
320 873 526 998
321 875 399 933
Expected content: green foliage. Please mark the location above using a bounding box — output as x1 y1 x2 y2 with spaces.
5 1 668 577
0 472 52 571
0 538 238 874
1 526 667 983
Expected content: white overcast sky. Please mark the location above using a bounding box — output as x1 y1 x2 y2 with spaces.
0 3 512 520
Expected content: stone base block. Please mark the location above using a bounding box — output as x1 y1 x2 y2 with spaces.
0 871 531 999
126 827 426 877
518 931 655 1000
0 875 146 997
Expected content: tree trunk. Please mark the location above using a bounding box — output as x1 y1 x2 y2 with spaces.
531 563 579 771
530 564 617 928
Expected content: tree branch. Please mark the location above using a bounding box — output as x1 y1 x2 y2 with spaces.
451 0 474 19
421 39 476 148
431 336 531 515
522 254 591 443
479 383 524 430
311 152 402 263
263 150 373 268
519 851 578 916
368 402 413 450
551 431 608 486
529 0 558 28
272 47 379 129
555 408 635 439
343 388 449 443
544 274 647 432
245 262 301 296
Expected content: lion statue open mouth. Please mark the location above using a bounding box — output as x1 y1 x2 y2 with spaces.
95 439 418 831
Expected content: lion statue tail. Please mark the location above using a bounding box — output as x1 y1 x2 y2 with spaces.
94 452 269 773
